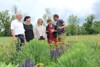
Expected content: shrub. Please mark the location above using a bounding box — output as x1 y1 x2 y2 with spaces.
16 39 50 66
0 41 17 64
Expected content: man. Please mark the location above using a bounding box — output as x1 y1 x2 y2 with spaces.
11 12 26 50
53 14 67 44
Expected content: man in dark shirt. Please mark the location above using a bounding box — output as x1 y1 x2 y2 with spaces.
53 14 67 44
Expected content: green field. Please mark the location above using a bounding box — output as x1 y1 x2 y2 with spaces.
0 35 100 67
0 35 99 45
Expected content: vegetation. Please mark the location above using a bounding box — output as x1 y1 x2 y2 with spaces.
16 39 50 66
47 41 100 67
0 35 100 67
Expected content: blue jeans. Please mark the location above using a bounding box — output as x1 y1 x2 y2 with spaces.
15 35 25 50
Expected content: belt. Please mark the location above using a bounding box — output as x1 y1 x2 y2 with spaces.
15 34 24 37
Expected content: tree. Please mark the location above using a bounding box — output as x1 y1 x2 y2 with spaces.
43 8 52 26
0 10 14 36
93 21 100 34
66 14 79 35
84 14 95 34
12 5 18 15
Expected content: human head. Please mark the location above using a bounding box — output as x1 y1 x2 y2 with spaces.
16 12 22 21
37 18 43 26
47 19 52 25
24 16 31 23
53 14 59 21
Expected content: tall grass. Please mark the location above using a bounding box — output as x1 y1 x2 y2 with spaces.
47 41 100 67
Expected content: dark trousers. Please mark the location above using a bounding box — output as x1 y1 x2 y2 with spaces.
15 34 25 50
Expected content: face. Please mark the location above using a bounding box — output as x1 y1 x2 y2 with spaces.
48 21 52 25
26 18 31 23
53 17 58 21
17 14 22 21
38 19 43 25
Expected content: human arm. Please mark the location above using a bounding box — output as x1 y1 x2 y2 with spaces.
58 20 67 29
11 29 17 43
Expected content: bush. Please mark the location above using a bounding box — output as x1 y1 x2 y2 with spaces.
0 41 17 64
16 39 50 66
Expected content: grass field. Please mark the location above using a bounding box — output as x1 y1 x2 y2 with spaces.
0 37 13 46
0 35 100 67
0 35 100 45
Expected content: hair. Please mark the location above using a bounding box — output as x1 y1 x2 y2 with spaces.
37 18 43 25
16 12 21 16
47 19 52 23
53 14 59 18
24 16 31 21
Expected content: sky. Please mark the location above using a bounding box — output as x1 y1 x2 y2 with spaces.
0 0 100 25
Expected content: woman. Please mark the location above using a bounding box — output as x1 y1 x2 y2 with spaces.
23 16 34 42
34 18 47 40
46 19 58 45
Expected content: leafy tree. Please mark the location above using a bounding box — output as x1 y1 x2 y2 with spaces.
84 14 95 34
93 21 100 34
43 8 52 26
0 10 14 36
12 5 18 16
80 24 88 35
66 14 79 35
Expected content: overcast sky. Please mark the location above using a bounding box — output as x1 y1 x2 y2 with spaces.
0 0 100 25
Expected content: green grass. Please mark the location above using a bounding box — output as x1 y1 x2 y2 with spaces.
0 35 100 67
0 37 13 46
0 35 100 45
65 35 100 43
47 35 100 67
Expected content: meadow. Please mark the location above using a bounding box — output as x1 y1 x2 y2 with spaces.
0 35 100 67
0 35 100 45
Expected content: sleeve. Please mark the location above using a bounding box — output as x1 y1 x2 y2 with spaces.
10 21 14 30
34 26 38 39
44 26 47 40
22 24 25 35
60 19 64 24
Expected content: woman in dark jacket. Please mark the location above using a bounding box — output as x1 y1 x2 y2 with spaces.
23 16 34 42
46 19 58 45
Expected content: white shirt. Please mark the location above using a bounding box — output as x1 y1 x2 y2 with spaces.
11 19 25 35
34 25 47 39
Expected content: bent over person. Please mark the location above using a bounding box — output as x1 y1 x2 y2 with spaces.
11 12 26 50
53 14 67 44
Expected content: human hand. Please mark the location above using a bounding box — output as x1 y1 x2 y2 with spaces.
58 26 63 29
14 37 17 43
50 29 55 33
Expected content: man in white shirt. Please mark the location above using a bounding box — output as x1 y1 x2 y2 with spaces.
11 12 26 49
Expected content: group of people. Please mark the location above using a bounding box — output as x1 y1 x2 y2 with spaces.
10 12 67 49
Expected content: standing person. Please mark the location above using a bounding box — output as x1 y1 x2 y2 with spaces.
23 16 34 42
11 12 26 50
53 14 67 44
46 19 58 47
34 18 47 40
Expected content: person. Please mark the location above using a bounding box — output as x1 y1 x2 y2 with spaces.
23 16 34 42
53 14 67 44
46 19 58 47
34 18 47 40
11 12 26 50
